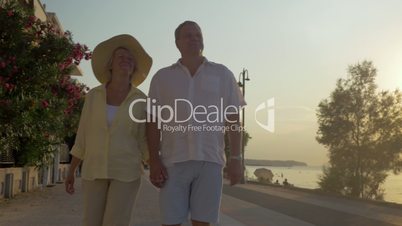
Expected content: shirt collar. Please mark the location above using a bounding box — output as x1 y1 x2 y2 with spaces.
174 57 209 68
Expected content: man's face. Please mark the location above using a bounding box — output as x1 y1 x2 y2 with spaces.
176 23 204 56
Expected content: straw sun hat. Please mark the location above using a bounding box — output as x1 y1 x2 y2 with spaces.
91 34 152 86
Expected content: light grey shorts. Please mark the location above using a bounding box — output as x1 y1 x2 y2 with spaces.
160 160 223 225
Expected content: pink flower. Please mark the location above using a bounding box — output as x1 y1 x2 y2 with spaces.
41 100 49 108
0 99 11 107
28 16 36 23
0 61 6 68
4 83 15 92
64 109 72 115
7 10 13 17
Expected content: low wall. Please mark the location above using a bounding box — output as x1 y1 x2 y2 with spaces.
0 145 76 200
58 164 70 182
0 168 5 199
0 164 70 200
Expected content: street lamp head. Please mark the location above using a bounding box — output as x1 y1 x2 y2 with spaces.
244 69 250 81
240 68 250 81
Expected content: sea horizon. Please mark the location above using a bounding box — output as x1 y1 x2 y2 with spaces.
245 165 402 204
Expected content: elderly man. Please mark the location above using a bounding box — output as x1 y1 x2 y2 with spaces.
147 21 246 226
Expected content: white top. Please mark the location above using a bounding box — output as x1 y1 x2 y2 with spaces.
107 104 119 127
148 58 246 166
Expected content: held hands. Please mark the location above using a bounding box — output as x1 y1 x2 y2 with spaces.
227 159 243 186
149 158 168 188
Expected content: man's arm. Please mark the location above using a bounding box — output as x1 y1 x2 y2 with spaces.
226 114 243 185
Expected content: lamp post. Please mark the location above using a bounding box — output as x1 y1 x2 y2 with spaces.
238 68 250 184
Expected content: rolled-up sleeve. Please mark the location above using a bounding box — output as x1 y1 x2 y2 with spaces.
70 94 90 160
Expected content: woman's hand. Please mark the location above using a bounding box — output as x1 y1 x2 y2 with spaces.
65 173 75 194
149 158 168 188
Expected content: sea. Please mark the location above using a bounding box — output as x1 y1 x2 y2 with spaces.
245 165 402 204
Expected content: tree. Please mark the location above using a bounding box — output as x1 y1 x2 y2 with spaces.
316 61 402 200
224 130 251 167
0 2 91 167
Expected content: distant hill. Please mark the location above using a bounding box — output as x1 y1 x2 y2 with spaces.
245 159 308 167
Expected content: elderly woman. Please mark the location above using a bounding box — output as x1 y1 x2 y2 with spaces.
65 34 152 226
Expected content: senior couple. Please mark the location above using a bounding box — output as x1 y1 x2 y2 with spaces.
65 21 246 226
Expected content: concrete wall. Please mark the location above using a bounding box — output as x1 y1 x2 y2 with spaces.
26 167 39 192
4 168 23 197
0 168 5 199
58 164 70 182
0 164 70 200
33 0 47 22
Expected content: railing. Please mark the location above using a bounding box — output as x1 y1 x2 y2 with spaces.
0 149 15 167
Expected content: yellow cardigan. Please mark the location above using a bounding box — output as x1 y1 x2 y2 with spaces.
71 85 148 182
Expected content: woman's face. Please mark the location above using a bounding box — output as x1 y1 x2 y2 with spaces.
110 48 136 76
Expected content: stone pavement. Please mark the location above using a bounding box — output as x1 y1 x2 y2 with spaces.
133 177 244 226
1 176 402 226
223 183 402 226
0 177 243 226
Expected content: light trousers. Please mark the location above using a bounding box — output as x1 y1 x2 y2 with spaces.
82 178 141 226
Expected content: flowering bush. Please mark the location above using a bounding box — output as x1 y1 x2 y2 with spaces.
0 2 91 166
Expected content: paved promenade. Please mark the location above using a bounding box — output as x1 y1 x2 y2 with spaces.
1 176 402 226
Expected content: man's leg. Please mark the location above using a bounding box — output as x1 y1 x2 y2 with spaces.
190 161 223 225
160 161 194 225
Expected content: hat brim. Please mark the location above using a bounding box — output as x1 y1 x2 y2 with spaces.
91 34 152 86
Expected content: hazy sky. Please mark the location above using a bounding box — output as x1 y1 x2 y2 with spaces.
42 0 402 166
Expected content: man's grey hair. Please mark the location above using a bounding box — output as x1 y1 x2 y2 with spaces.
174 21 202 41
